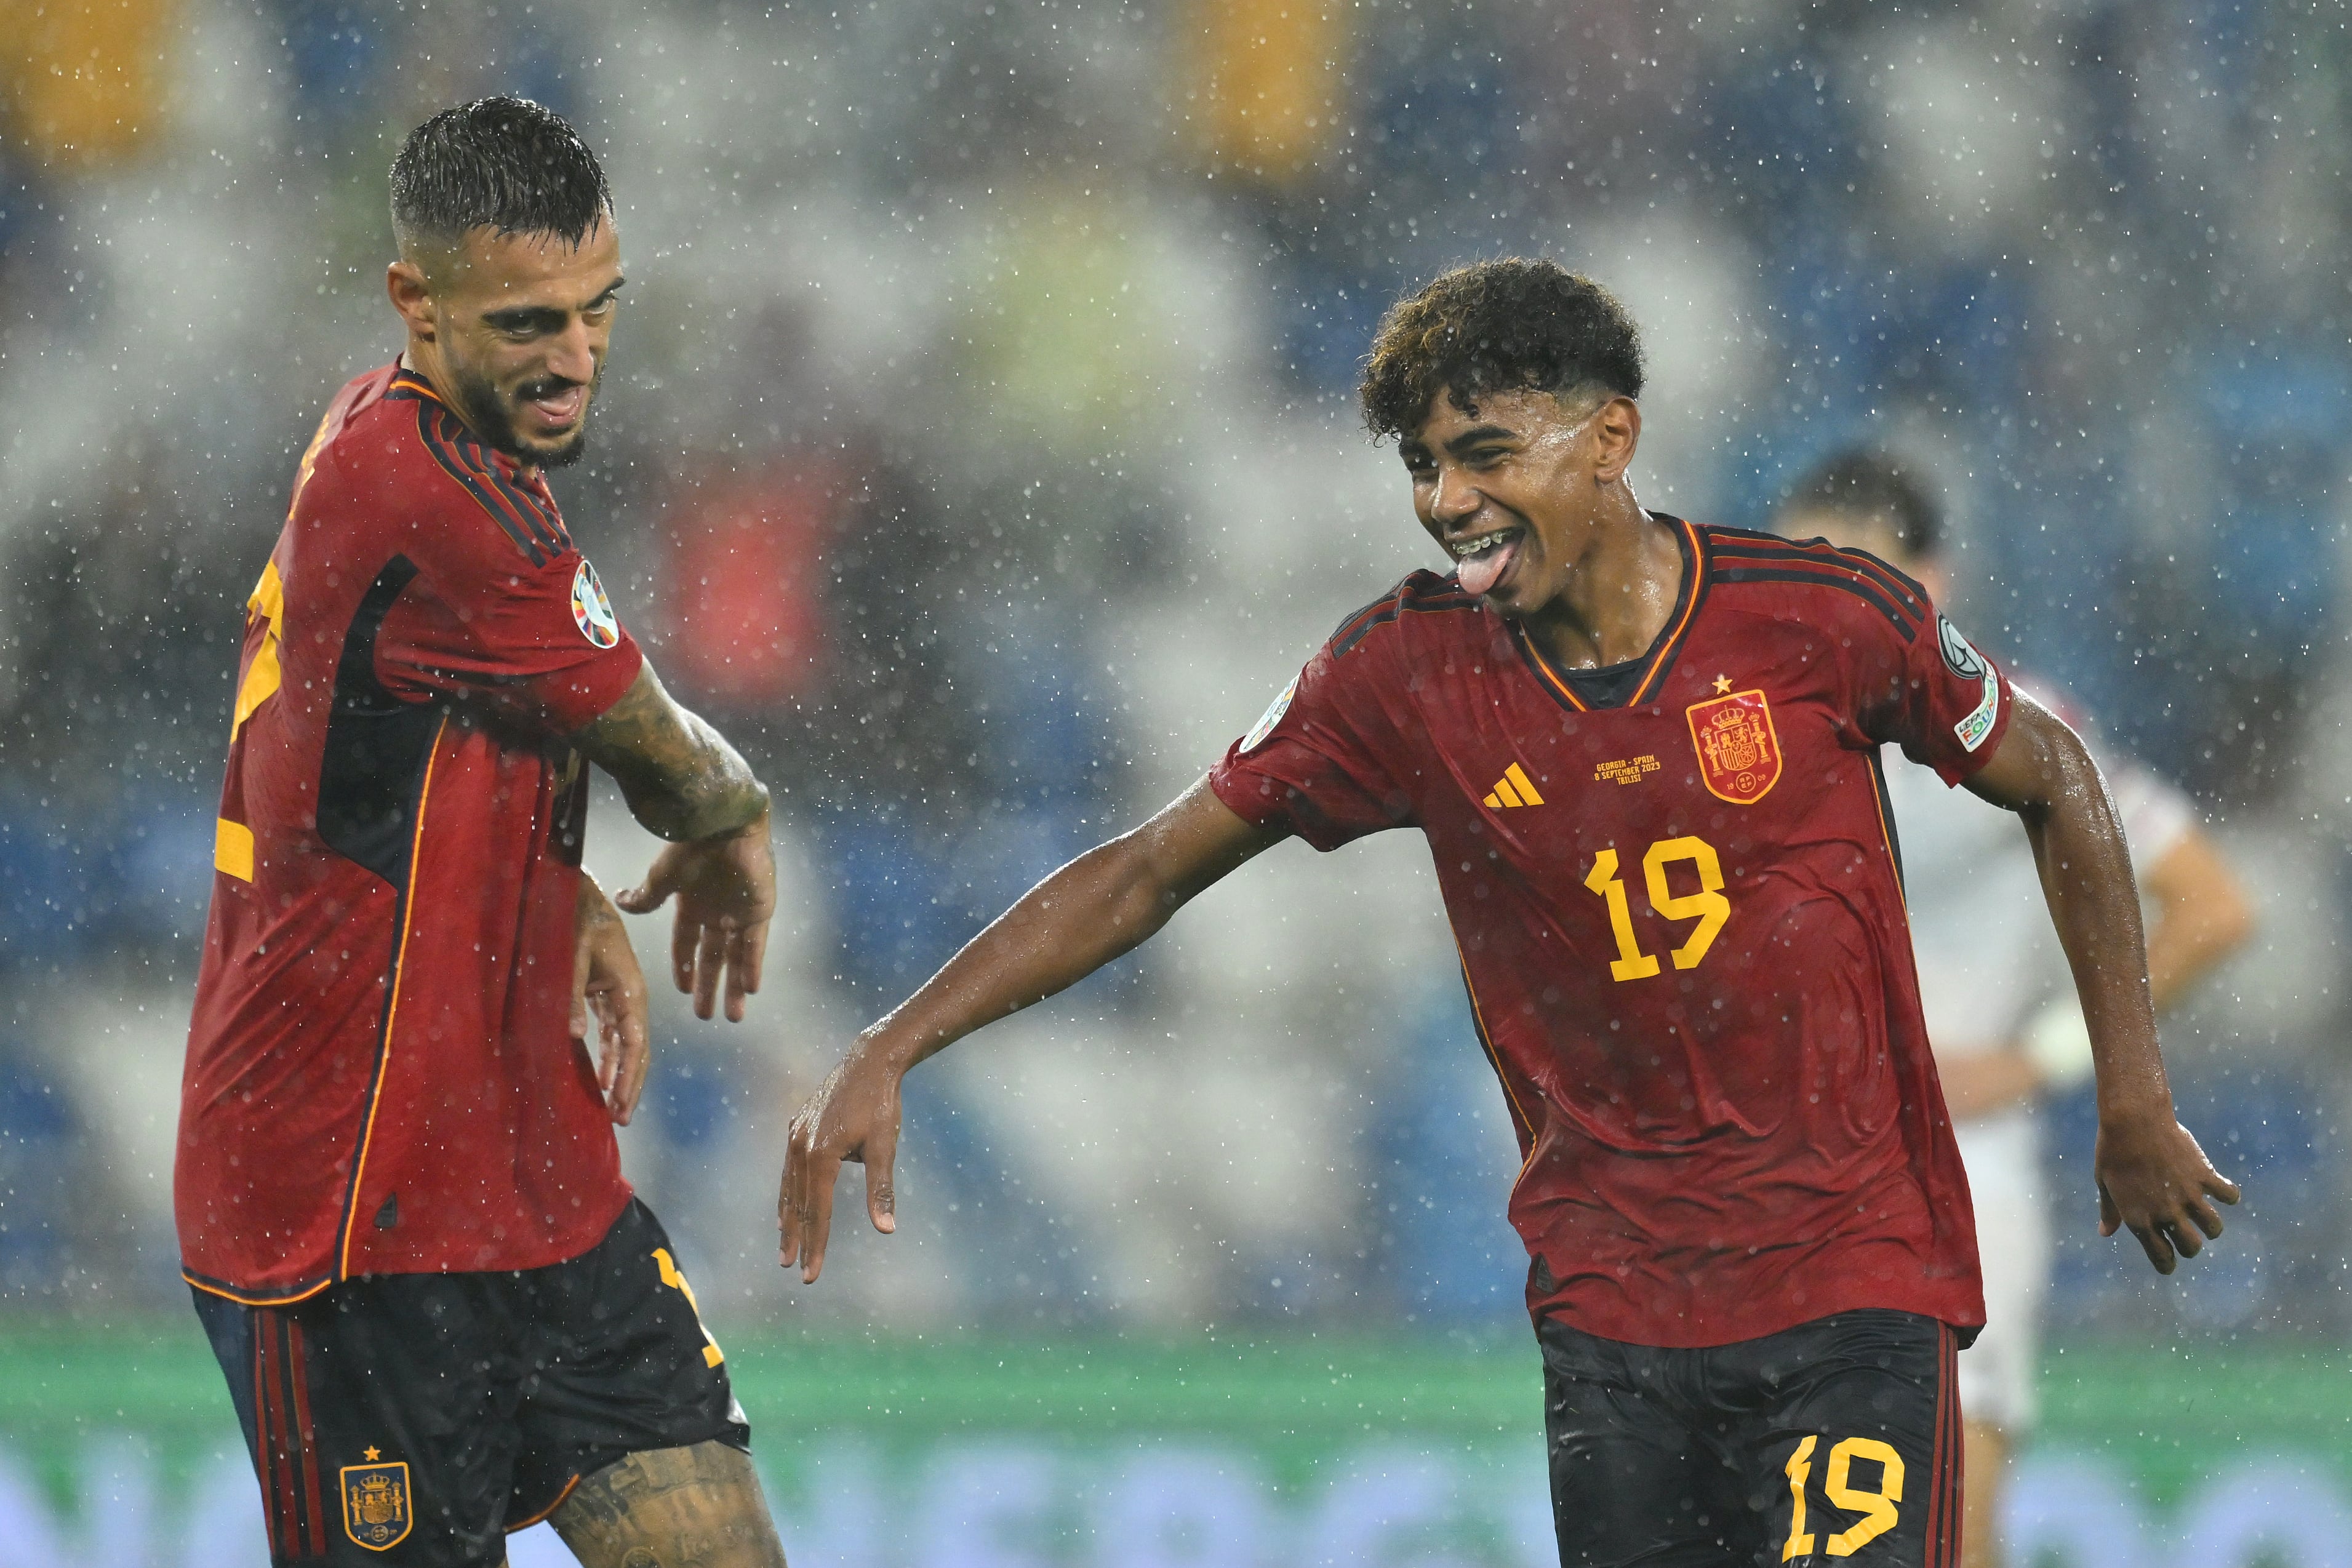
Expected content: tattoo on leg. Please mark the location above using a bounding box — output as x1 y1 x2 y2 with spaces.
550 1441 787 1568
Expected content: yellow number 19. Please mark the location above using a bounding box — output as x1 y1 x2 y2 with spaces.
1783 1434 1904 1559
1584 835 1731 982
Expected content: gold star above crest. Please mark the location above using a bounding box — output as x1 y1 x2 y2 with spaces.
363 1447 382 1462
1713 674 1732 694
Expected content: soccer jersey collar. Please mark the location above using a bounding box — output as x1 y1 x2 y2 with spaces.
1511 513 1707 713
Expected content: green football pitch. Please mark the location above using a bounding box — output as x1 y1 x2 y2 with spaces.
0 1322 2345 1505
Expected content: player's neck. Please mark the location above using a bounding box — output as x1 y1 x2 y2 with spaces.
1521 494 1681 671
398 345 542 481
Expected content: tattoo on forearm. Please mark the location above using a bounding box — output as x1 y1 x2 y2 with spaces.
576 668 769 841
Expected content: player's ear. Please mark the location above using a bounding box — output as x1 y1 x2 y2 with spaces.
1590 396 1640 485
387 258 438 340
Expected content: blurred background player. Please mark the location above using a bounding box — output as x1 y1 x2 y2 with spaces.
175 99 786 1567
1777 450 2255 1568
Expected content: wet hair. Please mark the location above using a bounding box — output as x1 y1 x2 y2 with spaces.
1359 258 1646 442
390 96 611 253
1787 449 1942 560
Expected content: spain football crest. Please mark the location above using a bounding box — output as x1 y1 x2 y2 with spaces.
340 1459 413 1551
1685 689 1782 805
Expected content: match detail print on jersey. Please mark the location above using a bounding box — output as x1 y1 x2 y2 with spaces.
1685 688 1782 804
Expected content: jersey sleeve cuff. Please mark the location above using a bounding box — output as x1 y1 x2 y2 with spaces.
1207 755 1295 832
541 639 645 735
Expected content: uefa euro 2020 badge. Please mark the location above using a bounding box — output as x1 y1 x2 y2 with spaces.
572 558 621 649
340 1453 413 1551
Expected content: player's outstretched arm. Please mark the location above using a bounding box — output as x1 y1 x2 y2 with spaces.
780 775 1284 1282
1962 690 2242 1273
573 660 777 1021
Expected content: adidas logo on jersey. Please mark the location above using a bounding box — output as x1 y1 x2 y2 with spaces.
1483 763 1546 809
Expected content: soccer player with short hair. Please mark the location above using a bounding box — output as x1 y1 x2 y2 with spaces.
177 98 788 1567
1777 452 2255 1568
780 257 2240 1566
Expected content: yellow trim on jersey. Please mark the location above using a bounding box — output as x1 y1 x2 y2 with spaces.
231 560 286 740
215 818 255 881
180 1270 333 1308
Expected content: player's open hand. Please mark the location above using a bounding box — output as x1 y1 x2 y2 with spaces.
780 1041 902 1282
2094 1107 2241 1273
573 875 651 1125
616 809 776 1022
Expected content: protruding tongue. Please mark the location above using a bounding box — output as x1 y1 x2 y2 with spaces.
1455 535 1521 598
527 384 585 425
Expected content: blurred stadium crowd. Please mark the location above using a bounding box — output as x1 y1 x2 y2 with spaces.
0 0 2343 1342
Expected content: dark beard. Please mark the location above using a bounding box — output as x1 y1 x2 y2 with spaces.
444 361 596 468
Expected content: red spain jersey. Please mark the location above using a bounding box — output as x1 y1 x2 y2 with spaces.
1209 515 2012 1347
176 361 644 1304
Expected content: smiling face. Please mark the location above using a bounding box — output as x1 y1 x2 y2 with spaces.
1399 386 1640 619
387 216 623 470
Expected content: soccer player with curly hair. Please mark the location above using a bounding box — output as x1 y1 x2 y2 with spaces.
782 257 2239 1567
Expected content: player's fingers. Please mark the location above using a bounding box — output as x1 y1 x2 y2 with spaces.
668 911 697 996
590 990 620 1095
779 1131 802 1266
2097 1180 2121 1238
780 1119 810 1266
2183 1193 2226 1241
801 1153 841 1283
610 1006 651 1126
691 921 726 1020
614 859 674 916
2206 1169 2244 1206
570 941 593 1043
2131 1217 2178 1274
736 919 769 998
722 921 769 1023
865 1116 898 1235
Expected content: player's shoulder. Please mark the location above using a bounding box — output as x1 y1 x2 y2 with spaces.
1698 522 1932 641
309 363 574 572
1323 569 1484 660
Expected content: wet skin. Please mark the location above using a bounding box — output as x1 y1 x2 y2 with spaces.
385 217 623 471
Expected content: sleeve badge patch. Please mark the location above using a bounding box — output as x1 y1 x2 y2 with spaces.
1685 689 1783 805
340 1460 413 1551
1239 678 1297 754
1940 615 2001 753
571 559 621 649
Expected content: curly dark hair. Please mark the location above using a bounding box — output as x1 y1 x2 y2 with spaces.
1359 258 1645 441
1787 449 1942 559
391 96 610 251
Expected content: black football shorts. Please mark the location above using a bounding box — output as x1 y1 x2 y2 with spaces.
1540 1308 1963 1567
193 1197 751 1567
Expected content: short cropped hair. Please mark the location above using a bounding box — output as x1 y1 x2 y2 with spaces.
390 96 611 252
1788 450 1942 560
1359 258 1646 441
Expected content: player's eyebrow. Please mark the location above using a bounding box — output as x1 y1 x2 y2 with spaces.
481 278 625 333
1443 423 1518 457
